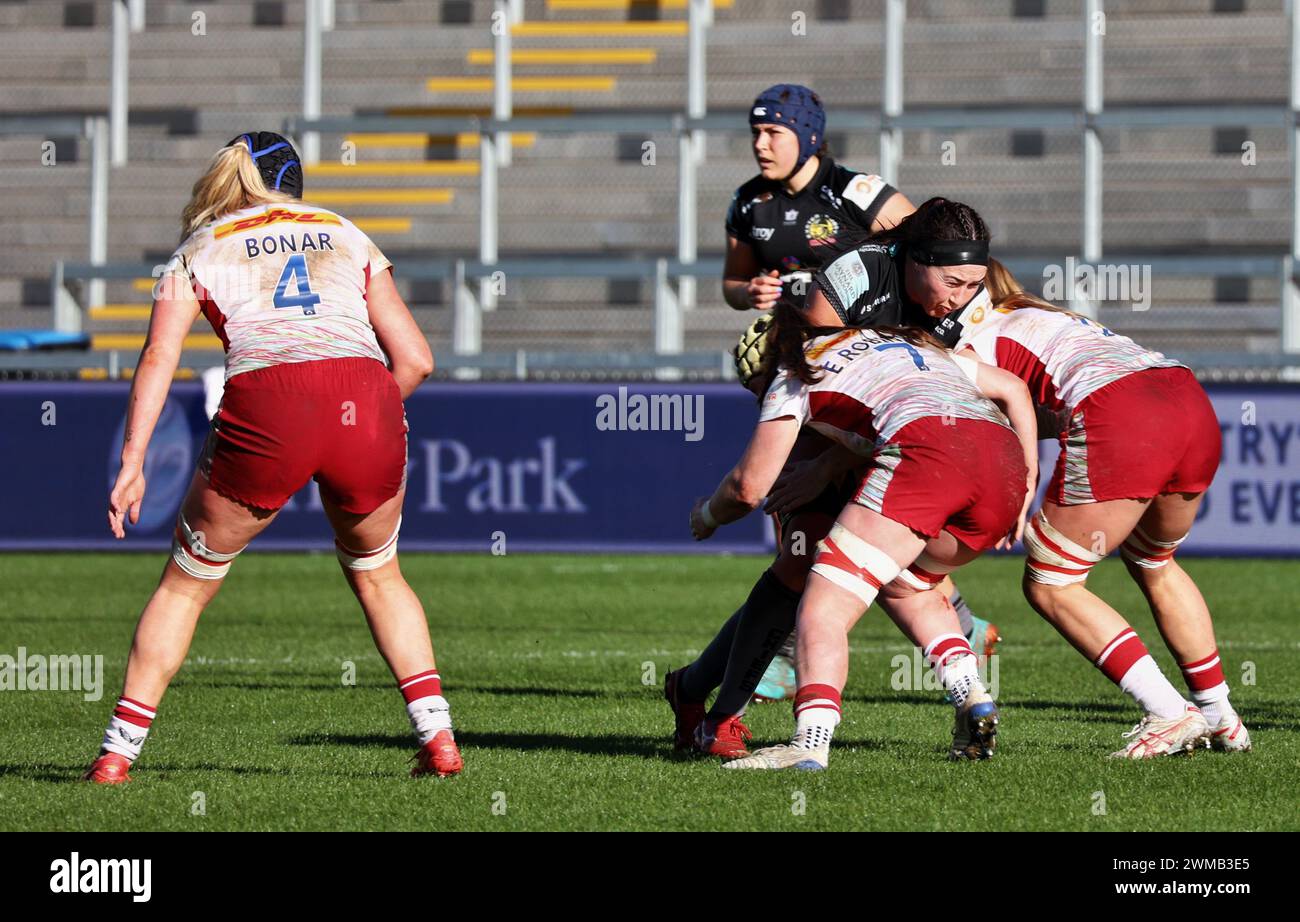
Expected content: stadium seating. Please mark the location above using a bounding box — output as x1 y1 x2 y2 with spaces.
0 0 1288 364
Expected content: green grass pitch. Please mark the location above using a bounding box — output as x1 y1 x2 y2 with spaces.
0 552 1295 831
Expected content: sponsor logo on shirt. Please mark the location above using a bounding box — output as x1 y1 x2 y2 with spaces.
823 250 871 306
752 226 775 241
843 173 885 211
805 213 840 247
784 209 799 224
214 208 342 240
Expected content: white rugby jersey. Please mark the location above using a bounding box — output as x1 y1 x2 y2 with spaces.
958 306 1183 411
161 202 391 379
759 328 1011 453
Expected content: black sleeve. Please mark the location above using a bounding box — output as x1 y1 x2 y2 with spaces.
724 190 749 240
836 171 900 233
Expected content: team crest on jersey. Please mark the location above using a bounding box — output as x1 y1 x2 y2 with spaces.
805 214 840 246
784 209 799 224
214 208 341 240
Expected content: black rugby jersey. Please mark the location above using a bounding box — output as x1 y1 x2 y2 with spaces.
724 158 898 274
812 241 991 335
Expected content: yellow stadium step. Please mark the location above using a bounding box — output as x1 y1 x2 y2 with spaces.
547 0 732 7
90 304 152 320
93 333 224 351
309 189 455 206
512 21 688 36
131 277 157 293
425 76 616 93
305 161 480 177
384 105 573 118
351 218 413 234
343 133 536 150
467 48 657 65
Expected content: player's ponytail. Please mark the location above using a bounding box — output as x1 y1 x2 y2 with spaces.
179 138 298 241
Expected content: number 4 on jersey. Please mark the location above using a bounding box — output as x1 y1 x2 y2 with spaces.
274 254 320 316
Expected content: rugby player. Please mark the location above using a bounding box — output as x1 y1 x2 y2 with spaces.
85 133 462 783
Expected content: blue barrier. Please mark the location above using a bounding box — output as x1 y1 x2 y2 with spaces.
1 381 1297 555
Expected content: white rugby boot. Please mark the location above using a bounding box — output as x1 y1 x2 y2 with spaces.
723 743 829 772
1208 712 1252 752
1109 705 1210 759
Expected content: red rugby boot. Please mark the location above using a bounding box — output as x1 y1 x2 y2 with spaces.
83 752 133 784
411 730 464 778
694 715 754 760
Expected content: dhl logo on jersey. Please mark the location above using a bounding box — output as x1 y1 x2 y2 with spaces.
214 209 341 240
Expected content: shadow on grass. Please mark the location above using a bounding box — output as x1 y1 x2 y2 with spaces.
286 730 668 760
0 761 299 783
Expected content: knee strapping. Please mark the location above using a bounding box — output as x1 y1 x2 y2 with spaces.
1119 525 1186 570
336 517 401 571
1023 510 1103 587
894 552 955 593
810 523 902 605
171 513 245 581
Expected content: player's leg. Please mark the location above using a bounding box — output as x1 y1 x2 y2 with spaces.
1121 492 1249 751
1023 498 1208 758
879 531 997 760
86 472 277 783
324 483 462 778
726 503 923 771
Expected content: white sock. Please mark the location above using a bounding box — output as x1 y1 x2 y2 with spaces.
406 695 453 746
102 716 151 762
1191 682 1234 726
938 653 983 708
1120 656 1189 720
792 707 839 751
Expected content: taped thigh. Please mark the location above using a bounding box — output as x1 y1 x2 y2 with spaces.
336 517 401 571
1023 509 1103 586
1120 525 1186 570
810 523 903 606
172 513 245 581
892 551 956 594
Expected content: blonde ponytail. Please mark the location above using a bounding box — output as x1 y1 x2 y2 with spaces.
179 139 298 241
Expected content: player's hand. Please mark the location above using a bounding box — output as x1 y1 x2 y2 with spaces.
690 496 717 541
764 458 829 517
746 270 783 311
996 478 1036 550
108 464 146 540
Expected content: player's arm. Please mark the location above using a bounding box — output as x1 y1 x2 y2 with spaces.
691 416 801 539
764 440 863 516
869 191 916 232
365 267 434 400
723 234 780 311
955 349 1039 546
109 276 201 538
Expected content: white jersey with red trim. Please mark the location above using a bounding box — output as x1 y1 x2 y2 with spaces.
959 307 1183 411
758 328 1010 453
161 202 391 380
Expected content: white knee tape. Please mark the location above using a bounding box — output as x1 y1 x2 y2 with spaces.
893 552 955 592
1120 525 1186 569
810 523 903 605
336 517 401 571
1023 510 1103 587
171 513 244 581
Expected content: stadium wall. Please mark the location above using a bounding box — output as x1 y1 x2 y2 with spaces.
1 382 1297 556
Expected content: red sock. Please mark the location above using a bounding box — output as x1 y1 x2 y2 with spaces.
1094 629 1148 685
113 696 157 730
398 669 442 704
1179 650 1226 693
793 683 842 720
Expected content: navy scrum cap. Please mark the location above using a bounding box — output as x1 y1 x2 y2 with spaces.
228 131 303 198
749 84 825 175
